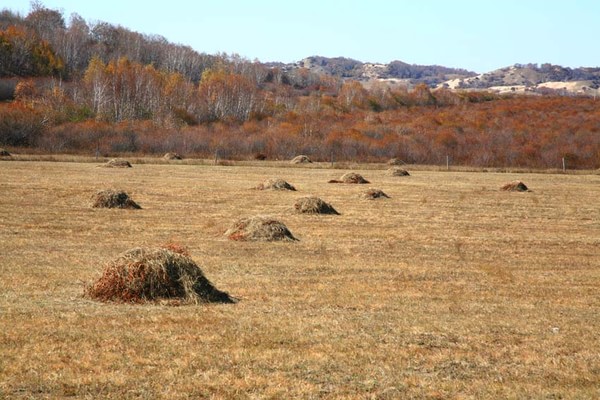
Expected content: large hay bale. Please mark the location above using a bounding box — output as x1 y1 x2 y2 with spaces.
291 155 312 164
329 172 370 184
501 181 530 192
361 188 390 200
255 178 296 191
225 216 297 241
85 247 234 304
0 148 10 156
388 158 404 165
163 152 183 160
387 167 410 177
92 189 141 209
294 196 340 215
103 158 132 168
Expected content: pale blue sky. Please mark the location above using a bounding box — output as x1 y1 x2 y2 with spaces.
4 0 599 72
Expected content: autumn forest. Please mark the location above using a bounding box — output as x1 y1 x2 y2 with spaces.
2 3 600 169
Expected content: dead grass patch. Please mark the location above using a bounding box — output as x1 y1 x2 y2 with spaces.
255 178 296 191
294 196 340 215
329 172 370 184
224 215 297 241
361 188 390 200
501 180 530 192
388 157 405 165
91 189 141 209
0 148 11 156
102 158 132 168
84 247 234 304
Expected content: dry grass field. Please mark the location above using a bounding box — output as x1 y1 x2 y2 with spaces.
1 159 599 399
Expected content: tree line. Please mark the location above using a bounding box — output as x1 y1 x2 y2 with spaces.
0 2 599 169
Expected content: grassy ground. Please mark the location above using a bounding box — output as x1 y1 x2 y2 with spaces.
1 160 599 399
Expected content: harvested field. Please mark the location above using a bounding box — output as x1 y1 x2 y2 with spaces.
254 178 296 191
1 160 599 399
293 196 339 215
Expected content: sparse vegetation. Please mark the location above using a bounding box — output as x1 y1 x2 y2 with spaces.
1 161 599 398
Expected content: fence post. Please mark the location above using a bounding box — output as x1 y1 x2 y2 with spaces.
562 157 566 172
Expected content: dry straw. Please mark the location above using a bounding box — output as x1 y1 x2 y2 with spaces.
255 178 297 191
163 152 183 160
290 155 312 164
387 167 410 177
103 158 132 168
501 181 530 192
225 216 297 241
329 172 370 184
387 157 405 165
294 196 340 215
361 188 390 200
92 189 141 209
85 246 234 304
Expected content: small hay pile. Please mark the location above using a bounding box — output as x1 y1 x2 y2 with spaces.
501 181 530 192
85 246 234 304
329 172 370 184
92 189 141 209
0 149 10 156
361 188 390 200
291 155 312 164
225 216 297 241
103 158 132 168
163 152 183 160
387 167 410 177
294 196 340 215
388 158 404 165
255 178 296 191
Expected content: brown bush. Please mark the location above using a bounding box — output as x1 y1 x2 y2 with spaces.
0 148 10 156
163 152 183 160
92 190 141 209
103 158 132 168
291 155 312 164
225 216 297 241
255 178 296 191
329 172 370 184
361 188 390 200
294 196 340 215
501 181 530 192
85 247 234 304
387 167 410 177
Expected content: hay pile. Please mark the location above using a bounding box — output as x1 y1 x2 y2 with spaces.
85 247 234 304
329 172 370 184
164 152 183 160
294 196 340 215
103 158 132 168
361 188 390 200
291 155 312 164
225 216 297 241
388 158 404 165
255 178 296 191
387 167 410 177
92 189 141 209
501 181 530 192
0 149 10 156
